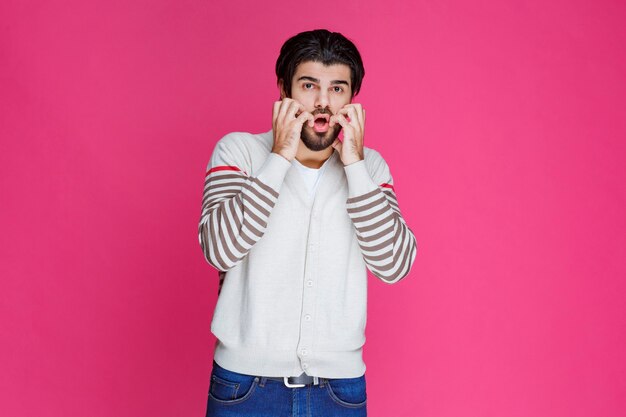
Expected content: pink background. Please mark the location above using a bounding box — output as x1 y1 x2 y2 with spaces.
1 1 625 416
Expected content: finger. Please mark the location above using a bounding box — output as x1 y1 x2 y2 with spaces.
272 101 281 130
296 110 315 127
286 100 304 122
329 113 341 127
347 106 361 129
353 106 365 145
338 107 359 128
353 103 364 127
330 113 352 131
336 107 351 123
291 98 305 114
277 98 294 125
331 110 353 127
330 110 346 127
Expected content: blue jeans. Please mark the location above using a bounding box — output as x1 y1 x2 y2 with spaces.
205 360 367 417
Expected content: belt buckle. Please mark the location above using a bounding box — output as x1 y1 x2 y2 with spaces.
283 376 320 388
284 377 305 388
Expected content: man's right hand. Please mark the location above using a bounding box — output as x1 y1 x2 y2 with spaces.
271 98 314 162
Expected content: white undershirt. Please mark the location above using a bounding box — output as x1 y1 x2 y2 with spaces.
292 156 331 198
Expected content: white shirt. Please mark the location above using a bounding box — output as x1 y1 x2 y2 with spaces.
292 156 331 198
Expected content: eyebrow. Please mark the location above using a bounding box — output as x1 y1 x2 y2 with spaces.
296 76 350 87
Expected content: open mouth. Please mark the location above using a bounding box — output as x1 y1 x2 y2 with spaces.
312 113 330 133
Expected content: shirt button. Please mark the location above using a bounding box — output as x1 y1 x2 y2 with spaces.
307 280 313 287
302 363 308 369
304 314 311 321
301 349 308 356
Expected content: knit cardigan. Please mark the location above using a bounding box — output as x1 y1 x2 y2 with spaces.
198 129 417 378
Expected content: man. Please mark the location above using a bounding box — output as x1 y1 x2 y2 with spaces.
198 29 417 417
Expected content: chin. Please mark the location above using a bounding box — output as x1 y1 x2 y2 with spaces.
301 125 341 152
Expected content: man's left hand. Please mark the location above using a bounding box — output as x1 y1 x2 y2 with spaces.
330 103 365 166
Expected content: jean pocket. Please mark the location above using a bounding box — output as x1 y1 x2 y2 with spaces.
208 372 259 405
325 375 367 408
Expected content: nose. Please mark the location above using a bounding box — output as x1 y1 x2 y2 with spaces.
314 89 329 110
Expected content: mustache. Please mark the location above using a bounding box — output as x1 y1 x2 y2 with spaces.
312 108 333 116
296 108 335 120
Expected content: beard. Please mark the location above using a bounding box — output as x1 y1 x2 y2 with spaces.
299 117 342 151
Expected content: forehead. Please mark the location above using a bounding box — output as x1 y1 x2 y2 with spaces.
293 61 351 84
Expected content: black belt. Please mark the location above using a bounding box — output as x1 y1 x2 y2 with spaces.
264 372 321 387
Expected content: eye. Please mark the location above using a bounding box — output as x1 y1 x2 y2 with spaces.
304 83 314 89
333 86 343 93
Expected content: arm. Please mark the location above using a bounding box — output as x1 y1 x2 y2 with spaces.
198 134 292 272
343 152 418 284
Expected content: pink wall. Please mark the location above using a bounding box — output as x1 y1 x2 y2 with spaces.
1 1 625 416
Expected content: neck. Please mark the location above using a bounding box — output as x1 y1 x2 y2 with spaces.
295 141 334 169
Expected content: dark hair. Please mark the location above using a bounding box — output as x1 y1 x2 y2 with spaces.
275 29 365 98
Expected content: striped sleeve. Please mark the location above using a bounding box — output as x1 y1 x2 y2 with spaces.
343 153 418 284
198 135 292 273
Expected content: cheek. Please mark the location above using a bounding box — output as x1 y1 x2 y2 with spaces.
290 95 311 109
330 98 350 112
